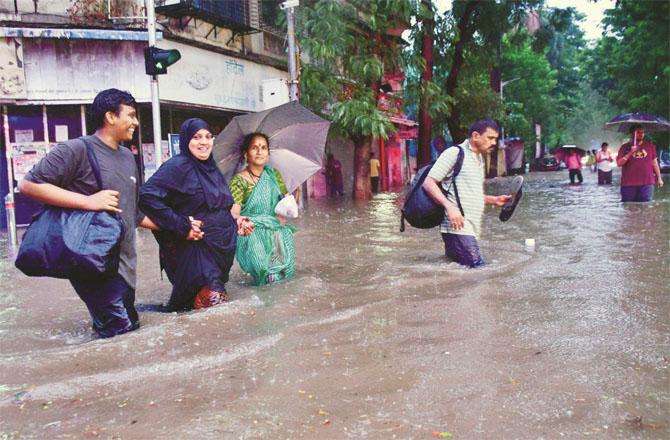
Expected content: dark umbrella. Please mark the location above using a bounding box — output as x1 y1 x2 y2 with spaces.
213 101 330 193
559 144 590 152
604 112 670 133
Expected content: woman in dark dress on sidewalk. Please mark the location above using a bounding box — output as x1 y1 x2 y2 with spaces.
139 118 252 311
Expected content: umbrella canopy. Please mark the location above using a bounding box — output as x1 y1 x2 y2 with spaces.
604 112 670 133
213 101 330 193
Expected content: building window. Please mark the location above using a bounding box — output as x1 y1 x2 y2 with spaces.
47 105 83 143
8 106 44 144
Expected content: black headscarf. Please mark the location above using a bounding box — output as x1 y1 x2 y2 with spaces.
179 118 229 210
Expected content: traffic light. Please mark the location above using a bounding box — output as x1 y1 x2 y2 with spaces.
144 46 181 75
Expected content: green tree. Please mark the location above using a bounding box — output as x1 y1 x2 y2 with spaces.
586 0 669 146
434 0 542 141
500 32 556 153
297 0 413 199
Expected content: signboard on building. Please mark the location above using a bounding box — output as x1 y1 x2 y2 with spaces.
168 133 180 157
12 142 48 184
157 40 289 113
0 37 26 100
142 141 169 180
22 39 150 103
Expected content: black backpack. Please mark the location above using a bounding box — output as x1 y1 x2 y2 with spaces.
400 145 465 232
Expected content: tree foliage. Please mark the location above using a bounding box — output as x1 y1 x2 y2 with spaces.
297 0 413 142
500 32 556 147
585 0 669 147
296 0 415 198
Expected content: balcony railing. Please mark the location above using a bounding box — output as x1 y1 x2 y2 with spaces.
155 0 254 33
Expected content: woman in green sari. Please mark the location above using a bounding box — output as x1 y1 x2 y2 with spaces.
229 132 296 285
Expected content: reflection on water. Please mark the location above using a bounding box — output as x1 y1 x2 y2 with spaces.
0 170 668 438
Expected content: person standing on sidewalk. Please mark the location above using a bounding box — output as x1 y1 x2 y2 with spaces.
616 125 664 202
422 119 511 268
369 152 380 194
19 89 158 338
596 142 614 185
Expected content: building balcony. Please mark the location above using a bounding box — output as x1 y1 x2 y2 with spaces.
155 0 254 33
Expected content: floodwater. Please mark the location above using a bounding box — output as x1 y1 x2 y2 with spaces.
0 169 668 439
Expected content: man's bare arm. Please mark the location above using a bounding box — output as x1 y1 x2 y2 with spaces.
422 176 464 230
19 179 122 213
653 160 664 187
138 216 159 230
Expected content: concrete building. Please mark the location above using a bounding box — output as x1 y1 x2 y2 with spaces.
0 0 289 227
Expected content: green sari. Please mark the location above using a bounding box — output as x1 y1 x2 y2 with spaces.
234 166 296 286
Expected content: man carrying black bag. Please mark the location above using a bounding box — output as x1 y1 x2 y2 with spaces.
19 89 157 338
422 119 511 268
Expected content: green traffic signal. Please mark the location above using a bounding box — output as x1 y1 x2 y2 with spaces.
144 46 181 76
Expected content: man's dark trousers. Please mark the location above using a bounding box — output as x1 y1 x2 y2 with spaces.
569 169 583 184
70 274 139 338
371 176 379 193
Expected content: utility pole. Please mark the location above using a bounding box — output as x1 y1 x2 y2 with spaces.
283 0 300 102
3 105 18 253
146 0 163 169
417 0 434 169
281 0 306 206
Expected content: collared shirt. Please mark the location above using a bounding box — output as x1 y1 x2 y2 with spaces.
427 139 485 238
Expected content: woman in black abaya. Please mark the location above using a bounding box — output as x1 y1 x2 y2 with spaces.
139 118 253 311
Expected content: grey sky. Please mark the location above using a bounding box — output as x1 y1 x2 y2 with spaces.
433 0 615 41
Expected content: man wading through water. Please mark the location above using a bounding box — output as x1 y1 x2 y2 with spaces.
422 119 511 267
20 89 158 338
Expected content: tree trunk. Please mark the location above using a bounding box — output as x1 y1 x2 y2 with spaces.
487 144 499 178
352 135 372 200
445 0 478 143
417 2 434 169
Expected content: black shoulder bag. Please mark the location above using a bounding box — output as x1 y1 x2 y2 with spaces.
15 139 125 280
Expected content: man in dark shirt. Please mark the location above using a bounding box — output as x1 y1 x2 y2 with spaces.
616 125 664 202
20 89 158 338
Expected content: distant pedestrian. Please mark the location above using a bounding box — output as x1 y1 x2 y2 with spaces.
369 152 380 193
19 89 156 338
422 119 511 268
557 148 584 185
596 142 614 185
587 150 597 172
325 153 344 196
616 125 664 202
139 118 252 311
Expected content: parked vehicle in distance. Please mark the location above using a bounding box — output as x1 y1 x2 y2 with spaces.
531 155 560 172
659 150 670 174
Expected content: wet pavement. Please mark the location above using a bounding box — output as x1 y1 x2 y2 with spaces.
0 169 668 439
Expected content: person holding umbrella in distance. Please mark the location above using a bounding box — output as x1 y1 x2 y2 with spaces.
616 125 664 202
605 112 668 202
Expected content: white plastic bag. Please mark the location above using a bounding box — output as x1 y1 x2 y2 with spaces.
274 194 299 219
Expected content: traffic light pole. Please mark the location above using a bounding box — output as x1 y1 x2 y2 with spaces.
285 4 299 102
146 0 163 168
282 1 306 207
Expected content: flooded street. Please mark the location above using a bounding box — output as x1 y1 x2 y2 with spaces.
0 169 668 439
